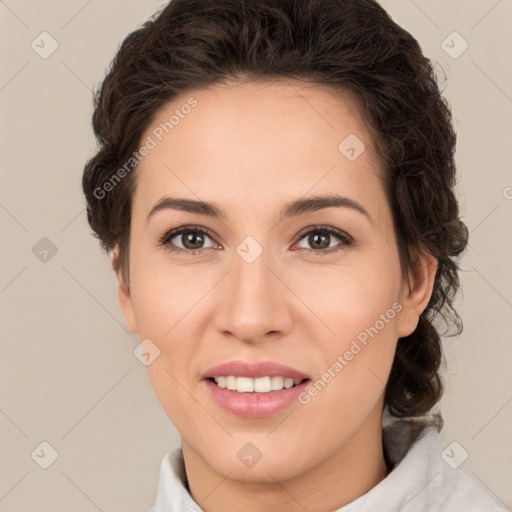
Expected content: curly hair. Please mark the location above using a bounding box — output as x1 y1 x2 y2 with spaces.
82 0 468 426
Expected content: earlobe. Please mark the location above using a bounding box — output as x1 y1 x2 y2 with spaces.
396 250 438 338
112 250 138 335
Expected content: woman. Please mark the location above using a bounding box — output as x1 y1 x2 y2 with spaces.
82 0 506 510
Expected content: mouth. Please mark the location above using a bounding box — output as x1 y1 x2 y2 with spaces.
201 361 312 418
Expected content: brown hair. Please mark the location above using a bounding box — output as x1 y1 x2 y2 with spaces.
82 0 468 425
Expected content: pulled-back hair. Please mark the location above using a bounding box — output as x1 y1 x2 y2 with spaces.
82 0 468 425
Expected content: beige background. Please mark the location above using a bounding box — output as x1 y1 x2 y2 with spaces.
1 0 511 510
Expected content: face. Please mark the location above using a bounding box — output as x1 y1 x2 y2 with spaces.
116 80 435 483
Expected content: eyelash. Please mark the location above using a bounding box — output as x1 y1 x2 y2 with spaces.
157 224 354 257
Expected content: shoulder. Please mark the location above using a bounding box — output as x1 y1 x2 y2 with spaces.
415 427 508 511
385 422 507 511
338 415 507 512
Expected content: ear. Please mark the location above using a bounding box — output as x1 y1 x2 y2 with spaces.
112 248 138 335
396 249 438 338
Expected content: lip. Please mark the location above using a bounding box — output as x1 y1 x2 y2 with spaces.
202 360 311 418
204 378 311 418
202 360 310 380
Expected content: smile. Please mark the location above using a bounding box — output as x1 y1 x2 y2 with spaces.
211 375 305 393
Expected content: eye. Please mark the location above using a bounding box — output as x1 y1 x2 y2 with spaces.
294 225 354 255
158 225 220 255
157 224 354 257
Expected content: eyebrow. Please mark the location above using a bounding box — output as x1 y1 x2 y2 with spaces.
147 194 372 223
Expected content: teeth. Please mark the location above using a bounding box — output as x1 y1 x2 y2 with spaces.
212 376 303 393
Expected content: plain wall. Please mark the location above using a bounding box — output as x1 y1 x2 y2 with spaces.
1 0 511 510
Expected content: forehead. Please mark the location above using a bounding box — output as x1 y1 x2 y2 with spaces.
133 80 385 219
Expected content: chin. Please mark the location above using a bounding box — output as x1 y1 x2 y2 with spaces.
203 443 310 483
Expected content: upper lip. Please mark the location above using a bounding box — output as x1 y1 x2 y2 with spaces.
202 360 310 380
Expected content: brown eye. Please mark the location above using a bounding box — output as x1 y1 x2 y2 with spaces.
305 232 331 250
159 226 219 255
295 226 353 254
176 231 207 250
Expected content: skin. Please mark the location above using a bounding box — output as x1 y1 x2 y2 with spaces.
114 79 437 511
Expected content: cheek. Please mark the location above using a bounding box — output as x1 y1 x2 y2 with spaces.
289 252 402 393
128 250 209 338
128 260 203 426
291 254 402 340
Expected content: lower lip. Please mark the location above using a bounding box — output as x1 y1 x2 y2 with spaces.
203 378 311 418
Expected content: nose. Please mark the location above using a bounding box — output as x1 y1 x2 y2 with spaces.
213 249 294 344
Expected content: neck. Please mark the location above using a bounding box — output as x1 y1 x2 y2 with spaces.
182 404 389 512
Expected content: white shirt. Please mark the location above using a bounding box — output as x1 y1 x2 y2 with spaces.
148 409 508 511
